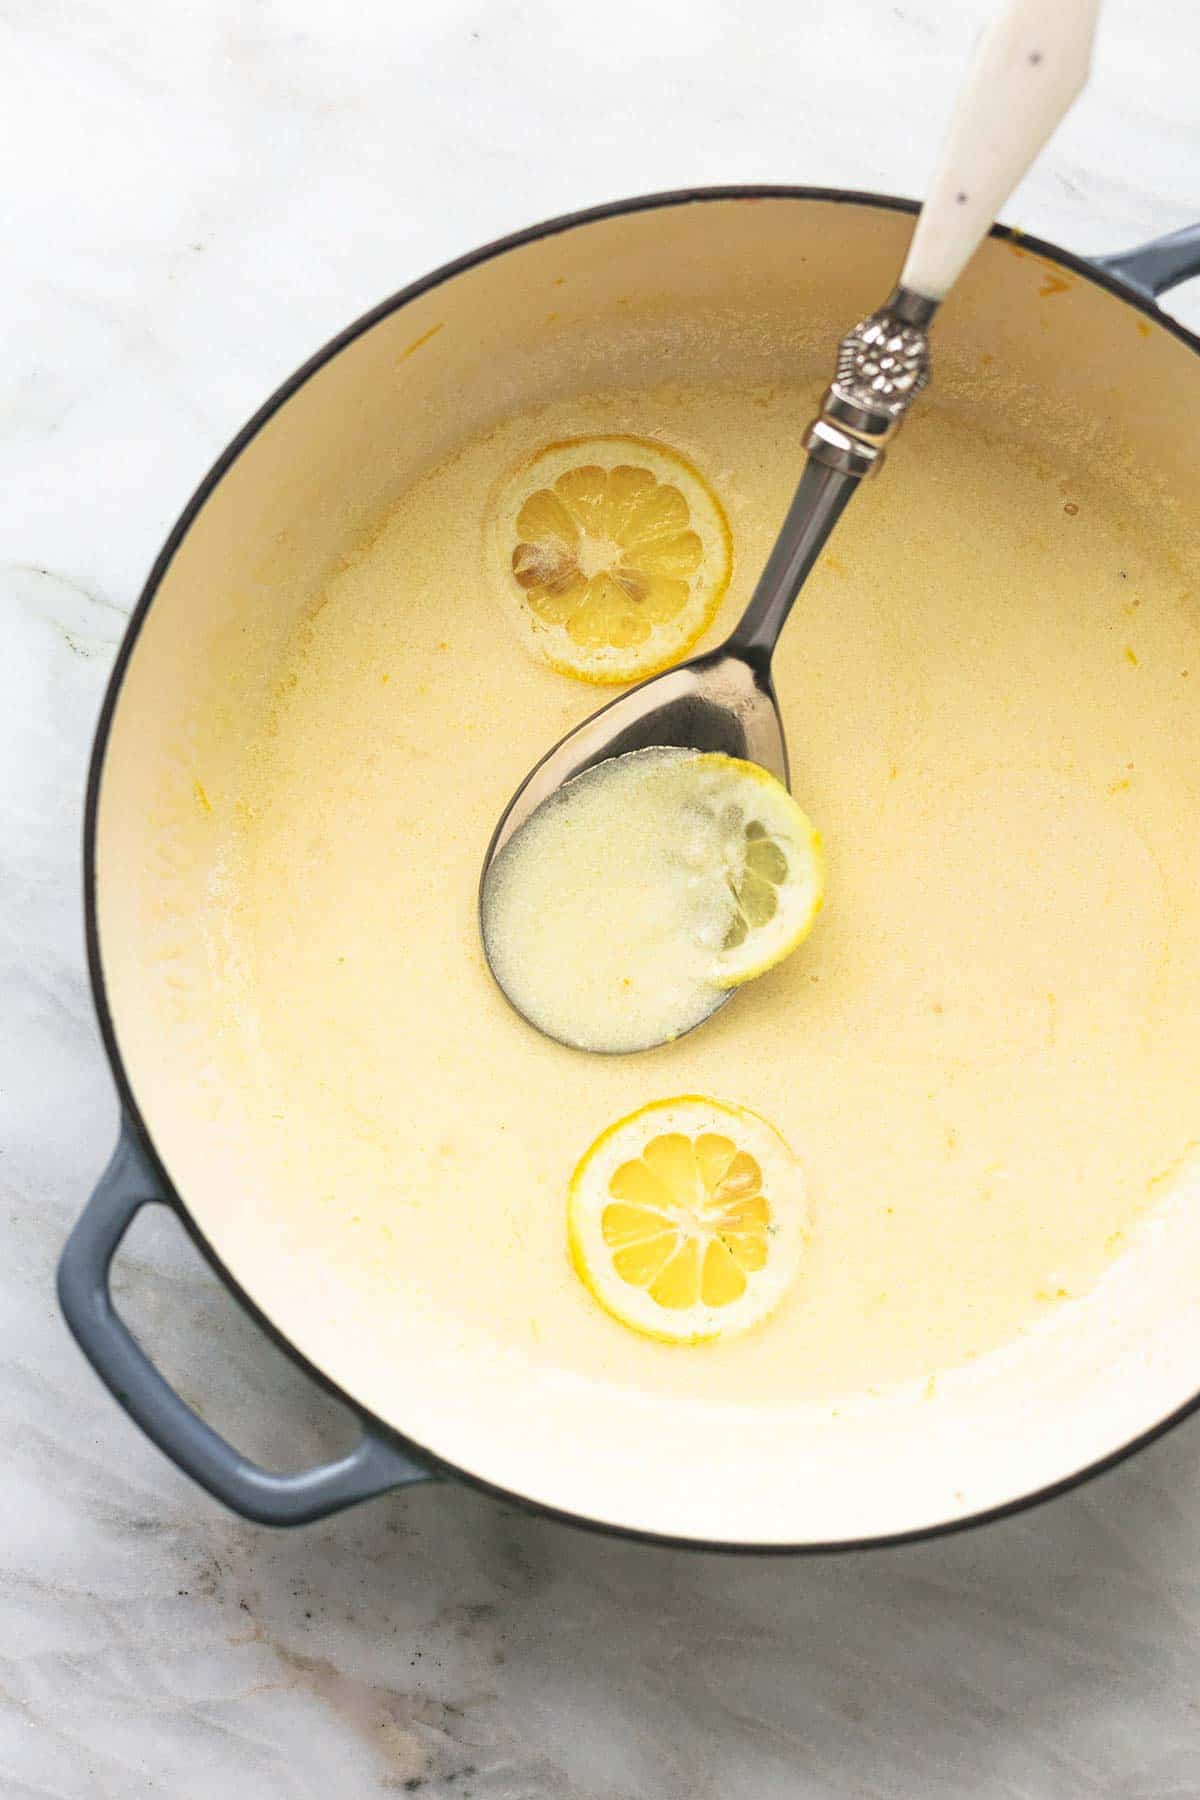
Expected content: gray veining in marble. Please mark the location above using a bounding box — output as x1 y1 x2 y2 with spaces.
4 0 1200 1793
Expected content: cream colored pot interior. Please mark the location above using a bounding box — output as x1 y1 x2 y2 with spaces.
96 197 1200 1544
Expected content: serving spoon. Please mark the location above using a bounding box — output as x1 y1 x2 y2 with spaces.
482 0 1100 1035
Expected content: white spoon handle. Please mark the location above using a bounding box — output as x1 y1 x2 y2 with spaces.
900 0 1101 302
789 0 1100 617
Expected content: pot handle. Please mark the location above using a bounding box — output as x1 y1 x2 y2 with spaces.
1091 222 1200 300
57 1122 436 1525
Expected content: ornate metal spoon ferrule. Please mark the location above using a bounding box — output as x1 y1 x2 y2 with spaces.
804 285 937 479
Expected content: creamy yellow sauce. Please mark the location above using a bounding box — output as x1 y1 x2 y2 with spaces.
223 380 1200 1404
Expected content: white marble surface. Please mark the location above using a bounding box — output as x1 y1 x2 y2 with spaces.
5 1 1200 1793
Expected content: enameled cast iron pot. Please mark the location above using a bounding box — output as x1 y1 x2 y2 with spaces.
58 190 1200 1548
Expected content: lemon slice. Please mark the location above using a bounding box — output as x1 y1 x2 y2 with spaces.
691 755 825 988
569 1096 806 1343
489 435 732 683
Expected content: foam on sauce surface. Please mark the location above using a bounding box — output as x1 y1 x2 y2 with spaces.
221 382 1200 1405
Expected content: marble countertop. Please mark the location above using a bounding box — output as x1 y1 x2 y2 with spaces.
5 1 1200 1793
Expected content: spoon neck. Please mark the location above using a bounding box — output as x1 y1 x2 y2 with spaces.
725 457 860 662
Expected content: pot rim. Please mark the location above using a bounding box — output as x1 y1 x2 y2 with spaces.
82 184 1200 1552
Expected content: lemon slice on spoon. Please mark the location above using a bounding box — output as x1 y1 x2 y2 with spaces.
480 749 825 1053
693 755 825 988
